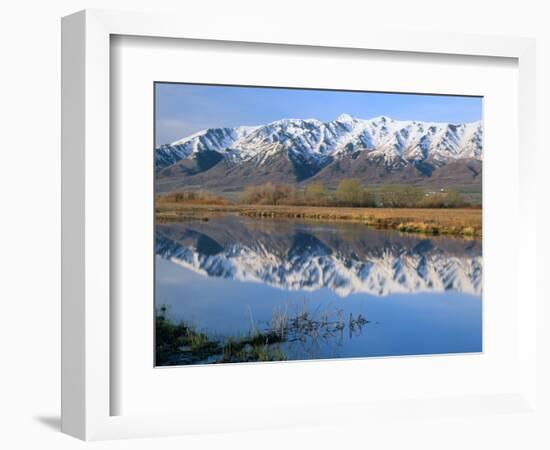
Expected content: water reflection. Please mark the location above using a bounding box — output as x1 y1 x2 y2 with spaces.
155 216 482 365
156 216 482 297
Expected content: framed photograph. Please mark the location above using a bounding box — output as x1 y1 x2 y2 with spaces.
153 83 484 367
62 9 538 440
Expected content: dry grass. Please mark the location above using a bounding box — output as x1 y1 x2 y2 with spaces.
155 203 482 237
156 191 230 206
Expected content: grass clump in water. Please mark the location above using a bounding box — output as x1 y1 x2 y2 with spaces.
155 301 371 366
155 305 221 366
156 306 287 366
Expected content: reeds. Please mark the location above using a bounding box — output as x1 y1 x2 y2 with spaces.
155 201 482 237
155 300 372 366
268 301 369 344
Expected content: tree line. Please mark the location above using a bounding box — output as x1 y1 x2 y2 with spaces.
157 190 230 205
241 179 471 208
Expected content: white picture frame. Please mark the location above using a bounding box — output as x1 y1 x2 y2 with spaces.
61 9 538 441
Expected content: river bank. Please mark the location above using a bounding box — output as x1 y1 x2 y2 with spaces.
155 203 482 237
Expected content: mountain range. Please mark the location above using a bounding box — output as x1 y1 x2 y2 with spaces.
155 114 483 192
156 218 482 297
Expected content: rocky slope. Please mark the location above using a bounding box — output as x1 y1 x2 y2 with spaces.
155 114 483 191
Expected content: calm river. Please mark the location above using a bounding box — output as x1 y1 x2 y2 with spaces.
155 215 482 365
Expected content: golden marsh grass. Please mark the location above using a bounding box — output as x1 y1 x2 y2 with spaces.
155 203 482 237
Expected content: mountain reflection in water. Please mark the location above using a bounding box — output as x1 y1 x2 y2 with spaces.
156 216 482 297
155 216 482 365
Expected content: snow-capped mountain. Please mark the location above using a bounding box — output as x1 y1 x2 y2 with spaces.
156 125 259 169
156 114 482 191
156 219 482 297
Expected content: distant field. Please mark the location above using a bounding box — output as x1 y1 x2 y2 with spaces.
155 203 482 237
161 184 483 206
452 185 483 205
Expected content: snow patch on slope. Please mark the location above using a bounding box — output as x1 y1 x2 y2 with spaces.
155 114 483 170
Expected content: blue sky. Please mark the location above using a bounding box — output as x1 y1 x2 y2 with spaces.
155 83 482 146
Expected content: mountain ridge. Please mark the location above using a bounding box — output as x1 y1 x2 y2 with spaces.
155 114 483 191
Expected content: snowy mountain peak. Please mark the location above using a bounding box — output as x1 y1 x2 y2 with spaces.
336 113 356 123
370 115 392 123
155 114 483 189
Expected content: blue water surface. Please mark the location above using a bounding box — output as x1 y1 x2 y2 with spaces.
155 216 482 363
